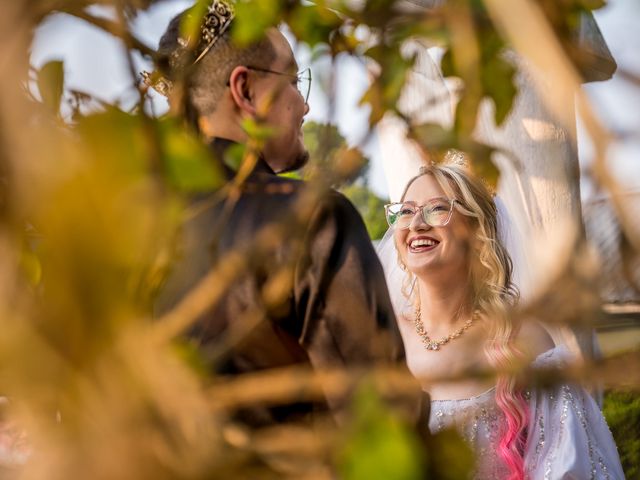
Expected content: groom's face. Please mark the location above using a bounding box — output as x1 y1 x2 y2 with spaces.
253 29 310 173
395 174 472 279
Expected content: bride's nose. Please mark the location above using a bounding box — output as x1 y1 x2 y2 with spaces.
409 208 431 231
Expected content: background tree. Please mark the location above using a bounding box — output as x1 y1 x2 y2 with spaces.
301 121 389 240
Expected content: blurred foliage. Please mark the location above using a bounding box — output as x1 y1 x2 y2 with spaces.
0 0 634 478
360 43 418 127
301 121 368 187
423 428 475 480
337 383 475 479
337 384 426 480
342 184 389 241
603 389 640 479
36 61 65 116
301 121 387 240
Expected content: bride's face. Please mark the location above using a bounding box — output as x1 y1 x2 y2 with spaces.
394 174 473 280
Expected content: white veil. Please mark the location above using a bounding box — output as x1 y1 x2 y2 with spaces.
375 5 605 407
375 34 599 369
376 228 412 319
374 40 529 317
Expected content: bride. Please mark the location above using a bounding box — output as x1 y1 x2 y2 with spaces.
377 160 624 479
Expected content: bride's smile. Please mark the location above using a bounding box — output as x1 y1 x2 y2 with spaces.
408 235 439 252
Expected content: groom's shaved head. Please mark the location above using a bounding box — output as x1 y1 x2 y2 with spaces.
157 8 276 123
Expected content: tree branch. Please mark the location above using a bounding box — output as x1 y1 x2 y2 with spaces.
66 8 156 59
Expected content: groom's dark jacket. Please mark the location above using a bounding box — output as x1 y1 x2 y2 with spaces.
155 138 404 426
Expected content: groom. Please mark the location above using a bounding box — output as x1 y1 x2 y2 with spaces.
152 1 411 427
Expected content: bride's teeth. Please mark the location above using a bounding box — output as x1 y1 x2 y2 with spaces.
411 239 437 248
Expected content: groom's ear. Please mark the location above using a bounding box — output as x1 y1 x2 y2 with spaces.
228 66 257 116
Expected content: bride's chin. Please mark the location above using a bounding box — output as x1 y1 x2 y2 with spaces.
406 261 435 276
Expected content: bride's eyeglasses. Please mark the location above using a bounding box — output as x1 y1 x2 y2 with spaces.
384 198 457 229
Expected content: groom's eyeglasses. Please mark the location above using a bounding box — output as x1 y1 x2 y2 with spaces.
246 66 312 104
384 198 457 229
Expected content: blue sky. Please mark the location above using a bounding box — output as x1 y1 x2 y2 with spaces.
30 0 639 199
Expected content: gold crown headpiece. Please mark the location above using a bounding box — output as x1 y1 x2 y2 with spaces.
141 0 235 97
418 148 468 175
443 148 468 167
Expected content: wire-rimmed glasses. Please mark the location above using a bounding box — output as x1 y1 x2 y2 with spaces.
384 198 458 229
246 66 312 103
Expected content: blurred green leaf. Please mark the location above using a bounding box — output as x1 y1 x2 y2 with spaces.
279 170 302 180
301 121 369 187
301 122 384 237
329 29 362 56
409 123 499 188
581 0 606 9
78 110 224 193
242 118 277 142
482 55 517 126
232 0 280 46
393 16 448 46
471 146 499 189
158 118 224 193
181 0 210 46
342 184 388 240
75 109 149 179
410 123 456 152
287 4 342 49
37 60 64 115
478 27 517 127
223 142 247 171
375 43 415 100
361 45 415 126
359 0 399 28
424 428 475 479
303 121 345 162
337 383 425 480
440 3 518 129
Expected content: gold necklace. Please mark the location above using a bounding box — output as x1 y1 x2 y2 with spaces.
414 305 477 351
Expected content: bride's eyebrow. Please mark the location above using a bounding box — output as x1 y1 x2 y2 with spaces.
403 197 448 204
426 196 448 201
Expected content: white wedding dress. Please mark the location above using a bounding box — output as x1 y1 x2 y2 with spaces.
428 345 624 479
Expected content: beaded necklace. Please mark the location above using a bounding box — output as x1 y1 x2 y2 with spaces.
414 304 478 351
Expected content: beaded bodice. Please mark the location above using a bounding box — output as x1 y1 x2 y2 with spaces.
427 347 624 480
430 387 510 478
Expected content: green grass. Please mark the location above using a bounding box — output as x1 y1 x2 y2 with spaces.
603 389 640 479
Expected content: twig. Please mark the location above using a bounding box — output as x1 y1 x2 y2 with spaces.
208 365 422 411
69 9 156 58
206 349 640 411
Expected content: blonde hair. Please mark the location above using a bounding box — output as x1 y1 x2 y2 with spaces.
399 162 527 479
